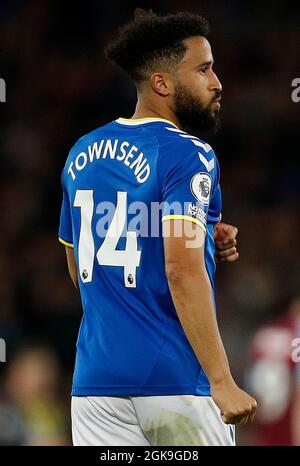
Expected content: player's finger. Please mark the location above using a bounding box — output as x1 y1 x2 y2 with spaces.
249 400 257 423
214 223 238 242
219 252 239 263
221 413 233 424
236 413 251 426
221 412 242 425
223 223 238 235
238 401 257 425
249 408 256 423
215 247 237 258
229 409 250 425
215 238 237 250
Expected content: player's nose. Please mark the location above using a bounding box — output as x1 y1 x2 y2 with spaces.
209 71 222 93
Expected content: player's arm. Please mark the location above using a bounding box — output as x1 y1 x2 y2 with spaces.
65 246 78 290
163 219 257 425
59 180 77 289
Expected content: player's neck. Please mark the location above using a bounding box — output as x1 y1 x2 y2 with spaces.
131 100 181 129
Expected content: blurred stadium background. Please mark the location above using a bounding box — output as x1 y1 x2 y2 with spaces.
0 0 299 445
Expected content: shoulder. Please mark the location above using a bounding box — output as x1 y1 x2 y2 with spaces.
157 125 218 176
68 122 113 156
61 122 114 178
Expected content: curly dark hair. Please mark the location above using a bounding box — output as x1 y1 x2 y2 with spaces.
105 9 210 83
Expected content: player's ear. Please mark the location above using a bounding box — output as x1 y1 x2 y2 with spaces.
150 73 174 96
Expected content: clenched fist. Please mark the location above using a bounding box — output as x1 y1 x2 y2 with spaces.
214 222 239 263
211 375 257 425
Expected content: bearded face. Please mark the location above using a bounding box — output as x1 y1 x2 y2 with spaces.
173 82 221 136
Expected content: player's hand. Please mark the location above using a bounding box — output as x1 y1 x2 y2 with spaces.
210 376 257 425
214 222 239 263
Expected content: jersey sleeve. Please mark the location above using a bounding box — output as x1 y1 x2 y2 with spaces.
58 184 73 248
158 140 218 233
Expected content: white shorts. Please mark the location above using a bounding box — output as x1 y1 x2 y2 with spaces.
71 395 235 446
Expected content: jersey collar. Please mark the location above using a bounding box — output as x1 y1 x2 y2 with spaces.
116 117 179 129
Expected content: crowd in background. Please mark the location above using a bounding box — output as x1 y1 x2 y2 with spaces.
0 0 299 445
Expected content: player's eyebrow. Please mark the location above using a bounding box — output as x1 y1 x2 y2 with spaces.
197 60 214 69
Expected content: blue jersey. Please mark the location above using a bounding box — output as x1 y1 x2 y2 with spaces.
59 117 222 396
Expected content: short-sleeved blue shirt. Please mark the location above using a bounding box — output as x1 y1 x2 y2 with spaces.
59 117 222 396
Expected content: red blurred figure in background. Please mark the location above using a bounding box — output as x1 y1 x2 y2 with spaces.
247 297 300 446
